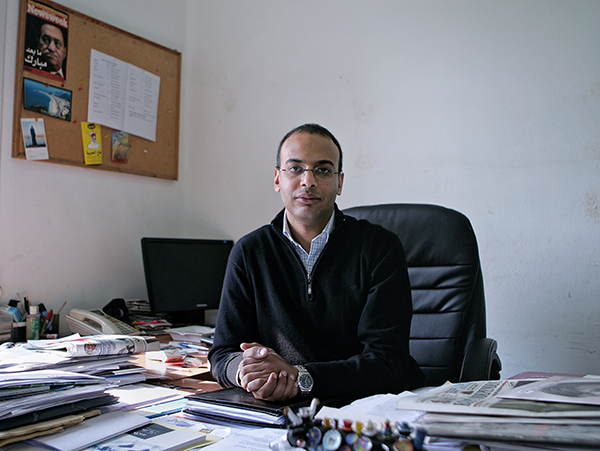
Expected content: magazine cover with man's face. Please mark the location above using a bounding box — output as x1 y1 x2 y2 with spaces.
23 0 69 82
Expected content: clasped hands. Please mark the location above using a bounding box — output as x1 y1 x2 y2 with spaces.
237 342 299 401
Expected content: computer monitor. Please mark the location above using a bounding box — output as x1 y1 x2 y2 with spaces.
141 237 233 326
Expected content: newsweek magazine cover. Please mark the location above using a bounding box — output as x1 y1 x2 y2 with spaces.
23 0 69 82
395 379 600 418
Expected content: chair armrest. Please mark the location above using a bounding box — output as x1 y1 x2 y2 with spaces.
459 338 502 382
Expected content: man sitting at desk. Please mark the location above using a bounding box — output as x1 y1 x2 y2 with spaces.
209 123 424 402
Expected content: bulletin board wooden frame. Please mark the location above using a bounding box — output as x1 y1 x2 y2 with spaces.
12 0 181 180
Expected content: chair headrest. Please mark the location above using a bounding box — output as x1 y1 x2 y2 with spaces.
343 203 479 266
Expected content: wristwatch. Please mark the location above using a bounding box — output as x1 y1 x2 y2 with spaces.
294 365 314 395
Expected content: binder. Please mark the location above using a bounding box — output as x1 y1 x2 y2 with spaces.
183 387 312 428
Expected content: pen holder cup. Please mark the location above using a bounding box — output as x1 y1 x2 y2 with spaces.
11 322 26 342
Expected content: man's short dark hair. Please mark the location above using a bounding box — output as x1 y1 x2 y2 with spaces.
277 123 343 172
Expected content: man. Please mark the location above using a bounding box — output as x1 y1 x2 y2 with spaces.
37 23 67 78
209 123 424 402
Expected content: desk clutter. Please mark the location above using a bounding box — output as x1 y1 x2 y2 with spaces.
2 319 600 450
0 334 162 432
284 399 427 451
0 332 224 450
396 376 600 447
1 297 64 342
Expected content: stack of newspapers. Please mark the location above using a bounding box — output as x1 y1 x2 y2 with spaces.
0 370 117 433
0 335 160 432
396 375 600 447
0 334 159 385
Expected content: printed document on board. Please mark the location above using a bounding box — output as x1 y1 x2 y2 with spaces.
88 49 160 142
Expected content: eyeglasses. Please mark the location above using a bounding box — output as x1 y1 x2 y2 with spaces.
277 165 341 181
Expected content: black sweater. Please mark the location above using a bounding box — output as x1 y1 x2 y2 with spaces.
208 206 424 400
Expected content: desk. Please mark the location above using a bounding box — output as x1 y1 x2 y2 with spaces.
134 333 222 393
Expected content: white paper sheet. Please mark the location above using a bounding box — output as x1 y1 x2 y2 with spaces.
88 50 160 142
27 411 150 451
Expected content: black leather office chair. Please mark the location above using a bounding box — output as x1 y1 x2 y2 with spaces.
343 203 501 386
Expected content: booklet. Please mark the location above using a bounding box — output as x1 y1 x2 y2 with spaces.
26 411 151 451
82 418 206 451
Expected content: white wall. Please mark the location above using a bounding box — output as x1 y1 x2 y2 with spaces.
0 0 190 321
1 0 599 378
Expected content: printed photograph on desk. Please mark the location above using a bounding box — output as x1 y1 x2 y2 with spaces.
20 117 49 160
23 77 72 121
23 0 69 82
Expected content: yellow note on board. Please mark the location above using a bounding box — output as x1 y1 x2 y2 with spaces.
81 122 103 165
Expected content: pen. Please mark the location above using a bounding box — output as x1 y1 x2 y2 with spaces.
177 342 209 351
46 309 53 332
57 301 68 315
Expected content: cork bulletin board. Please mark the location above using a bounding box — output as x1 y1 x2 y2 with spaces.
12 0 182 180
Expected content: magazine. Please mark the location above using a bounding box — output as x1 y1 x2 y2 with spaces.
82 418 206 451
23 0 69 82
27 334 160 357
395 380 600 418
497 375 600 406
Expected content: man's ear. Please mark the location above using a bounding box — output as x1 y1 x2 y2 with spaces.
337 172 344 196
274 168 281 192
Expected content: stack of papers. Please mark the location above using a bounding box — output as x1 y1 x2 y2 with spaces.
165 325 215 344
0 370 117 431
0 334 157 386
396 376 600 447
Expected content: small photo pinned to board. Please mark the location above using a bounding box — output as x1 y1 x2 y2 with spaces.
21 117 49 160
112 130 131 163
23 77 72 121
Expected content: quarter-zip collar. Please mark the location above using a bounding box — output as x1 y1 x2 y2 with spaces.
271 204 348 301
282 209 335 276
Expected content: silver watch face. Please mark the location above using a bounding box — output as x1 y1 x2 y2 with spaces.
298 371 313 392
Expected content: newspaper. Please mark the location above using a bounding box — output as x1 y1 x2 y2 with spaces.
27 334 160 357
418 420 600 446
395 380 600 418
497 375 600 407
